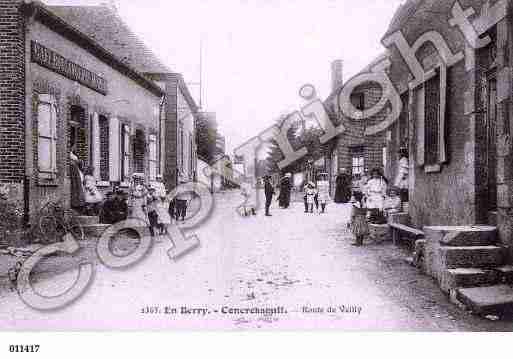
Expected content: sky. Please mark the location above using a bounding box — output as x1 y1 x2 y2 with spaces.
44 0 405 155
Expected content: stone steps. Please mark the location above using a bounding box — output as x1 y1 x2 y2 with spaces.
495 265 513 284
440 246 506 269
441 268 499 293
438 226 497 247
456 285 513 315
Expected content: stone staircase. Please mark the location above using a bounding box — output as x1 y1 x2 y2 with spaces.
423 226 513 315
76 216 111 238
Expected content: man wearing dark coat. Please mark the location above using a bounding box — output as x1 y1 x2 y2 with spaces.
278 173 292 208
335 168 352 203
70 149 86 211
264 176 275 217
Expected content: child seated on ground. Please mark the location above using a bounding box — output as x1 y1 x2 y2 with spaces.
350 191 369 247
384 186 402 217
240 181 257 216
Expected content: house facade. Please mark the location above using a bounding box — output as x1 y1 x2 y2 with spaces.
0 0 166 224
49 4 199 192
379 0 513 254
325 55 391 193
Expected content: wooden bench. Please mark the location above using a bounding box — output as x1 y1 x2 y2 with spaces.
389 223 424 246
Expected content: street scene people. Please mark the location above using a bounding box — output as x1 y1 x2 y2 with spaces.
278 173 292 208
394 148 409 203
350 191 369 247
240 180 257 216
5 0 513 337
174 183 192 222
334 168 352 204
264 176 275 217
305 182 317 213
316 173 330 213
384 186 402 218
83 166 104 216
365 168 388 224
69 149 85 211
129 174 150 224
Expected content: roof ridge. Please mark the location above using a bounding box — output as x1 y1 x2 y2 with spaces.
47 4 173 74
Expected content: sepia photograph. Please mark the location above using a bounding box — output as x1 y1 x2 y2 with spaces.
2 0 513 349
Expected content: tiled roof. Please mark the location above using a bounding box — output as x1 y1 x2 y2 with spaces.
382 0 426 39
48 5 172 74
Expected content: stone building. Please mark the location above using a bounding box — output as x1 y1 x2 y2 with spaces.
0 0 168 224
325 55 391 192
380 0 510 242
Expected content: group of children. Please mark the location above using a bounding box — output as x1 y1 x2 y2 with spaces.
302 173 330 214
349 170 403 247
129 174 191 237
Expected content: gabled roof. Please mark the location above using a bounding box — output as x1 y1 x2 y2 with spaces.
21 1 164 97
48 4 172 74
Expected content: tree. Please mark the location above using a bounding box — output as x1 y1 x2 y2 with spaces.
264 114 336 176
196 115 217 163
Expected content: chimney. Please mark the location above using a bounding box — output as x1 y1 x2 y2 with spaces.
331 59 344 92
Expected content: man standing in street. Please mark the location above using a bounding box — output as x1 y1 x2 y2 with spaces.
264 176 275 217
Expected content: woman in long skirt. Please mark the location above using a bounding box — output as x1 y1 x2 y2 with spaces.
156 196 172 234
350 192 369 246
317 173 330 213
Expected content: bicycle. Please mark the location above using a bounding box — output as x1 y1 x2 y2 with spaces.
38 201 84 242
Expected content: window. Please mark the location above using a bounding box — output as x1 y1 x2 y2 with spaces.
416 64 447 171
351 92 365 111
133 129 145 174
189 136 194 177
37 95 57 179
90 113 100 180
383 147 387 170
149 134 157 181
179 126 184 172
99 115 109 182
351 146 365 175
109 117 120 182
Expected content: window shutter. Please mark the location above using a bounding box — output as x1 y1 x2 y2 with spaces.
37 95 57 178
123 125 131 179
91 112 101 180
416 86 425 167
149 134 157 181
109 117 120 181
438 63 448 164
